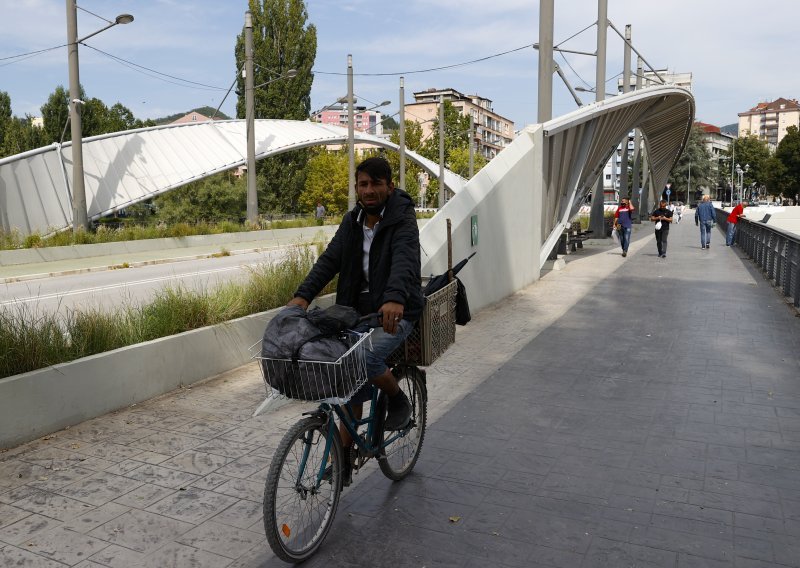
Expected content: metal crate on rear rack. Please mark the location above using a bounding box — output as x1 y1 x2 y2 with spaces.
390 278 457 366
256 329 373 404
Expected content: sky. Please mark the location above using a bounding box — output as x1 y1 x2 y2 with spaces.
1 0 798 134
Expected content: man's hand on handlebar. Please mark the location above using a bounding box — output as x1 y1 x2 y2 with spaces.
288 297 309 310
379 301 404 335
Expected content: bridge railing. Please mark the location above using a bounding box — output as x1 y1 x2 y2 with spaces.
717 208 800 309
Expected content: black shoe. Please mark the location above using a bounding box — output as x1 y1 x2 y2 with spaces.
322 448 353 487
384 390 411 431
622 251 627 257
706 244 710 248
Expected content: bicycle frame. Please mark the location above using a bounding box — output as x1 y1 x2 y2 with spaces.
304 385 408 490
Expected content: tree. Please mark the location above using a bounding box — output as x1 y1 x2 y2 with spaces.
40 86 71 144
153 171 246 224
722 134 770 192
0 91 11 152
299 148 349 214
416 101 482 205
387 120 425 204
235 0 317 213
775 125 800 198
669 124 713 201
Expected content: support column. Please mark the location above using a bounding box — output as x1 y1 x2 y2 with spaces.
588 0 608 238
438 95 445 208
537 0 554 123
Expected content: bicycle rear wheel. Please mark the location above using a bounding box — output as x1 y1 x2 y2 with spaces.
379 366 427 480
263 415 342 563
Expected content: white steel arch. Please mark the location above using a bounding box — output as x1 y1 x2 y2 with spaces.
0 121 465 236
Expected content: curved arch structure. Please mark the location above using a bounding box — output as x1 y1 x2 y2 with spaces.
419 85 694 312
1 85 693 313
0 120 465 236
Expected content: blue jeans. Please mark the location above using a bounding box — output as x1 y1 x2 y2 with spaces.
726 222 737 246
355 319 414 379
699 220 713 247
619 227 632 252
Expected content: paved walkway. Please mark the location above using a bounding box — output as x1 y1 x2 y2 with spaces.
2 220 800 567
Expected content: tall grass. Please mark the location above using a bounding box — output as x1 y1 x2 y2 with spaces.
0 217 335 251
0 241 333 379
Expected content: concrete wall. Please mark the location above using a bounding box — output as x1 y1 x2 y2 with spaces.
420 126 543 313
0 296 333 450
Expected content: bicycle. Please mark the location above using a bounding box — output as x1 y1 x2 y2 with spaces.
256 317 428 563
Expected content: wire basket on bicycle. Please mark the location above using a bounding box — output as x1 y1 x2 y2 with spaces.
257 329 373 404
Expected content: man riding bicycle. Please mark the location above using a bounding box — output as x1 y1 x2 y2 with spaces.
288 156 424 482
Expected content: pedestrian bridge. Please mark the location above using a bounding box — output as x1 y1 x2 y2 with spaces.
0 85 694 311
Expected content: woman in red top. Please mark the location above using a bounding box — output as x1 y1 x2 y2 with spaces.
613 197 635 257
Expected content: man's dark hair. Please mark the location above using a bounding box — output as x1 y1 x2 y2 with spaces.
356 157 393 184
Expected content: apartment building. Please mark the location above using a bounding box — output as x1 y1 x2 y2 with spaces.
738 97 800 150
311 103 386 135
405 88 515 160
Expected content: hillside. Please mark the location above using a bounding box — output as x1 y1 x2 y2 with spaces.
154 106 231 125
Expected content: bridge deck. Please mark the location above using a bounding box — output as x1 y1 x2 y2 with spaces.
2 220 800 567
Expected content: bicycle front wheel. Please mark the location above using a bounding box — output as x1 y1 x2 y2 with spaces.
379 366 427 480
263 415 342 563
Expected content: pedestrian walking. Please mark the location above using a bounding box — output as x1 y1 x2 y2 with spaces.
675 202 683 223
725 201 747 246
695 194 716 249
315 201 326 225
649 199 673 258
613 197 635 257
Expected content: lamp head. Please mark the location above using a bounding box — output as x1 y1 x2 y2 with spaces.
285 69 298 78
115 14 134 25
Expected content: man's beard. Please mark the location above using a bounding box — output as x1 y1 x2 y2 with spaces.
361 202 384 215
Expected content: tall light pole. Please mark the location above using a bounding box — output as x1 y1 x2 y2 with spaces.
66 1 133 232
243 12 296 224
347 55 355 210
537 0 554 123
399 77 406 191
438 94 445 208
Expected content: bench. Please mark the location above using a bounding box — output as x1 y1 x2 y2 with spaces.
557 223 592 255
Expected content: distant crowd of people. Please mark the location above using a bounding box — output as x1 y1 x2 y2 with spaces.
611 196 746 259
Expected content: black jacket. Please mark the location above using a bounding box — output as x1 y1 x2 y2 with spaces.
294 189 424 322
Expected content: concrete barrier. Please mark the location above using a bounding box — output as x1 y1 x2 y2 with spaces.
0 295 334 450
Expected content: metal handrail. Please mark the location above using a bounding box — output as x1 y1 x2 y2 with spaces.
716 208 800 308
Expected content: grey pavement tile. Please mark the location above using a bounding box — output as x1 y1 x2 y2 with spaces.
71 442 143 463
85 543 145 567
157 450 234 476
0 461 53 490
210 499 263 530
0 545 69 567
581 537 678 568
216 426 279 448
21 526 110 566
61 503 130 535
734 534 775 563
124 463 201 490
170 418 238 439
72 561 108 568
212 478 264 503
190 439 257 460
145 487 238 524
0 513 63 546
0 503 32 529
87 509 193 554
53 472 144 507
10 489 93 522
136 542 235 568
213 455 272 480
676 552 734 567
127 431 207 455
628 524 735 562
111 483 175 509
26 466 97 493
176 520 262 559
189 472 236 492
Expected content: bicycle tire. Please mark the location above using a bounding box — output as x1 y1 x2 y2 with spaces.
378 366 427 480
263 415 342 563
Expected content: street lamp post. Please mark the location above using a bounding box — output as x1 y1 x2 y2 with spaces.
243 11 296 224
66 0 133 232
